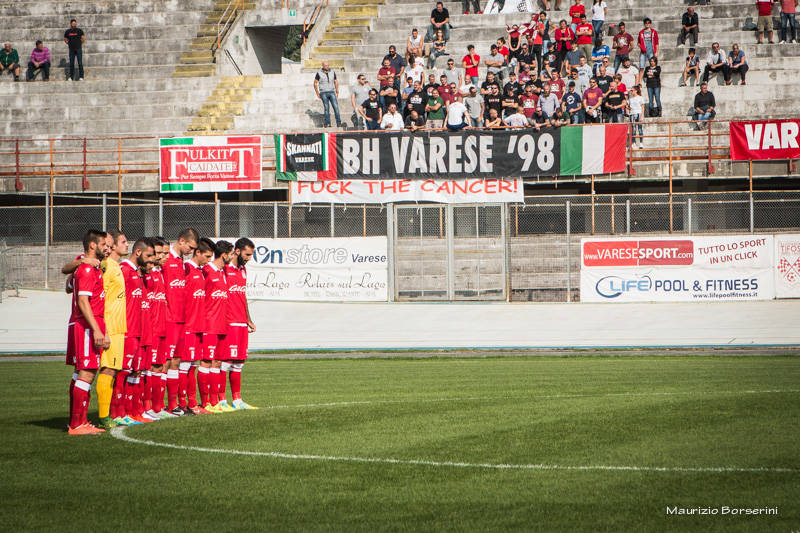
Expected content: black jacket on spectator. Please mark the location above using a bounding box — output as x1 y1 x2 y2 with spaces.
682 12 699 30
694 91 715 109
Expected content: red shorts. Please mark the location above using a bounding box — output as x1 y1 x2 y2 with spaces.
202 333 225 361
164 322 185 360
66 323 76 367
72 318 106 371
225 324 249 361
123 336 140 371
137 345 150 372
150 336 167 366
183 331 203 362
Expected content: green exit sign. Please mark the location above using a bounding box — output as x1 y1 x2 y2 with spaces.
289 9 296 16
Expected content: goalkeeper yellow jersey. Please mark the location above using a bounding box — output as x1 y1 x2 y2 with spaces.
102 257 127 335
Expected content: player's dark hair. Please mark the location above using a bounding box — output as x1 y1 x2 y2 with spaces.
152 236 168 247
178 228 199 243
82 230 106 252
109 228 125 244
214 240 234 257
195 237 215 255
235 237 255 251
132 239 152 253
70 18 76 23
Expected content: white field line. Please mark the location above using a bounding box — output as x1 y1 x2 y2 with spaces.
111 389 800 474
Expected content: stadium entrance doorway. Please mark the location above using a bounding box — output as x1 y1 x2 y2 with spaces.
393 204 507 301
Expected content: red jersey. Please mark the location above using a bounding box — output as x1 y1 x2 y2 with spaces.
569 4 585 24
224 263 248 324
144 267 166 337
183 260 206 333
203 263 228 335
140 281 153 347
757 0 774 16
67 253 85 322
120 260 144 338
162 248 186 323
72 263 105 324
576 22 594 45
519 93 539 118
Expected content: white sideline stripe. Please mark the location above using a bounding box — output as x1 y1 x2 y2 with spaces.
110 389 800 474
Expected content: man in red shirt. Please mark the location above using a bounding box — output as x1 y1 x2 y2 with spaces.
518 84 539 118
224 238 258 410
757 0 776 44
575 13 594 61
462 44 481 86
161 228 198 416
181 238 214 414
612 22 634 72
200 240 234 413
143 237 171 419
569 0 586 31
67 230 109 435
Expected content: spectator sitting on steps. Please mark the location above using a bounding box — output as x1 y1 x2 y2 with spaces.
406 28 424 62
693 81 716 129
358 89 383 130
27 40 50 81
680 6 700 47
728 43 749 85
0 43 21 81
702 42 731 85
426 2 451 42
428 29 448 69
680 47 701 86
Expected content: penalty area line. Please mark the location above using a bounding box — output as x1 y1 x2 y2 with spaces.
110 427 799 474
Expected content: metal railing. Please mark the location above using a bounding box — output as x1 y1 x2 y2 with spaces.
303 0 329 44
211 0 246 59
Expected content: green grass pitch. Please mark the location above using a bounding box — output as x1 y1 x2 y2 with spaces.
1 355 799 532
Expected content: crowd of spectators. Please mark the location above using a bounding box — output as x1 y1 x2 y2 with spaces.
0 19 85 83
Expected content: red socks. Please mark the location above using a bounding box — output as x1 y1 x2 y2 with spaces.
230 365 242 401
178 363 190 409
209 367 221 405
69 373 77 419
70 378 91 429
198 366 210 406
187 366 198 409
166 369 179 410
111 370 129 419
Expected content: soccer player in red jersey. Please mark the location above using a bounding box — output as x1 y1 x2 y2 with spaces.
138 245 155 419
200 240 233 413
162 228 198 416
112 238 155 425
181 238 214 414
67 230 110 435
224 238 258 410
143 237 171 420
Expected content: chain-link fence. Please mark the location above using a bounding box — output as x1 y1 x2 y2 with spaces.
2 191 800 298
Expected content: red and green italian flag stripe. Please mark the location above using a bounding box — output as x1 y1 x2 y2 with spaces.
559 124 628 176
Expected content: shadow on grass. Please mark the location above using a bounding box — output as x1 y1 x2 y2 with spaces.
29 416 71 432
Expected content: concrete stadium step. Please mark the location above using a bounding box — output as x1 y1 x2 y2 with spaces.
8 102 201 121
0 0 216 16
0 77 217 95
1 117 197 137
1 25 203 42
6 90 212 108
173 64 218 77
6 11 208 28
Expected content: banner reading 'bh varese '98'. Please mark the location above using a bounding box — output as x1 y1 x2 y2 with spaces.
580 235 775 302
275 124 626 181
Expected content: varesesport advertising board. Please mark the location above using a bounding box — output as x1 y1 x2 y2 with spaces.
243 237 388 302
580 235 775 302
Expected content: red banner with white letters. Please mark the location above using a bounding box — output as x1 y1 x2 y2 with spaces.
729 119 800 161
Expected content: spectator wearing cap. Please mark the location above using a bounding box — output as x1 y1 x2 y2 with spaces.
464 86 483 127
462 0 481 15
644 56 662 116
407 28 424 62
693 82 716 129
603 80 626 123
637 18 659 69
575 13 595 61
445 94 471 131
0 43 20 81
756 0 775 44
358 89 383 130
426 2 451 42
562 80 584 124
702 42 731 85
728 43 749 85
680 7 700 47
681 47 701 87
582 76 604 123
780 0 797 44
26 40 50 81
351 74 372 129
380 103 405 130
612 22 634 72
486 44 506 84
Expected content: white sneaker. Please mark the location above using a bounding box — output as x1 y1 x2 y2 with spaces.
142 410 159 421
79 77 84 81
780 40 786 44
157 409 177 419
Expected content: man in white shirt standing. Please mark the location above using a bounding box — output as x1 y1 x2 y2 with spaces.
615 57 639 91
380 103 405 130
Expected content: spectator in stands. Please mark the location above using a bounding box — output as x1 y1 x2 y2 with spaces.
504 71 521 97
26 40 50 81
518 43 538 74
384 46 407 90
702 42 731 85
462 45 481 86
555 20 576 72
502 86 518 119
529 104 549 130
405 109 427 131
543 43 558 74
407 28 424 62
406 80 428 118
539 11 556 52
380 103 405 130
445 94 471 131
562 81 584 123
443 58 463 89
780 0 797 44
486 44 506 84
351 74 372 129
399 76 414 115
519 62 533 84
616 57 639 92
485 108 504 127
563 41 583 76
637 18 659 69
427 29 448 69
575 14 594 61
462 0 481 15
693 82 716 129
728 43 749 84
407 56 425 85
680 7 700 47
591 0 608 37
438 74 454 104
481 71 501 95
426 87 445 128
644 56 662 116
377 57 396 107
424 73 439 97
592 41 610 73
612 22 634 72
569 0 586 33
519 83 538 119
570 66 588 96
603 80 626 122
550 107 569 127
497 37 511 69
380 76 399 112
576 55 593 88
548 69 566 100
0 43 21 82
64 19 85 81
464 86 483 127
427 2 451 42
582 76 604 123
313 61 342 128
482 84 503 122
358 89 383 130
628 85 645 148
613 73 627 95
595 64 613 96
756 0 776 44
539 84 561 119
505 105 529 128
508 25 523 67
681 47 701 86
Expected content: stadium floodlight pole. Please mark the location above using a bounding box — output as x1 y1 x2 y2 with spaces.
44 189 50 289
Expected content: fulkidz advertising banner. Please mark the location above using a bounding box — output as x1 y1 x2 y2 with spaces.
159 136 262 192
580 235 775 302
244 237 388 302
729 119 800 161
775 234 800 298
274 124 627 181
290 178 523 204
